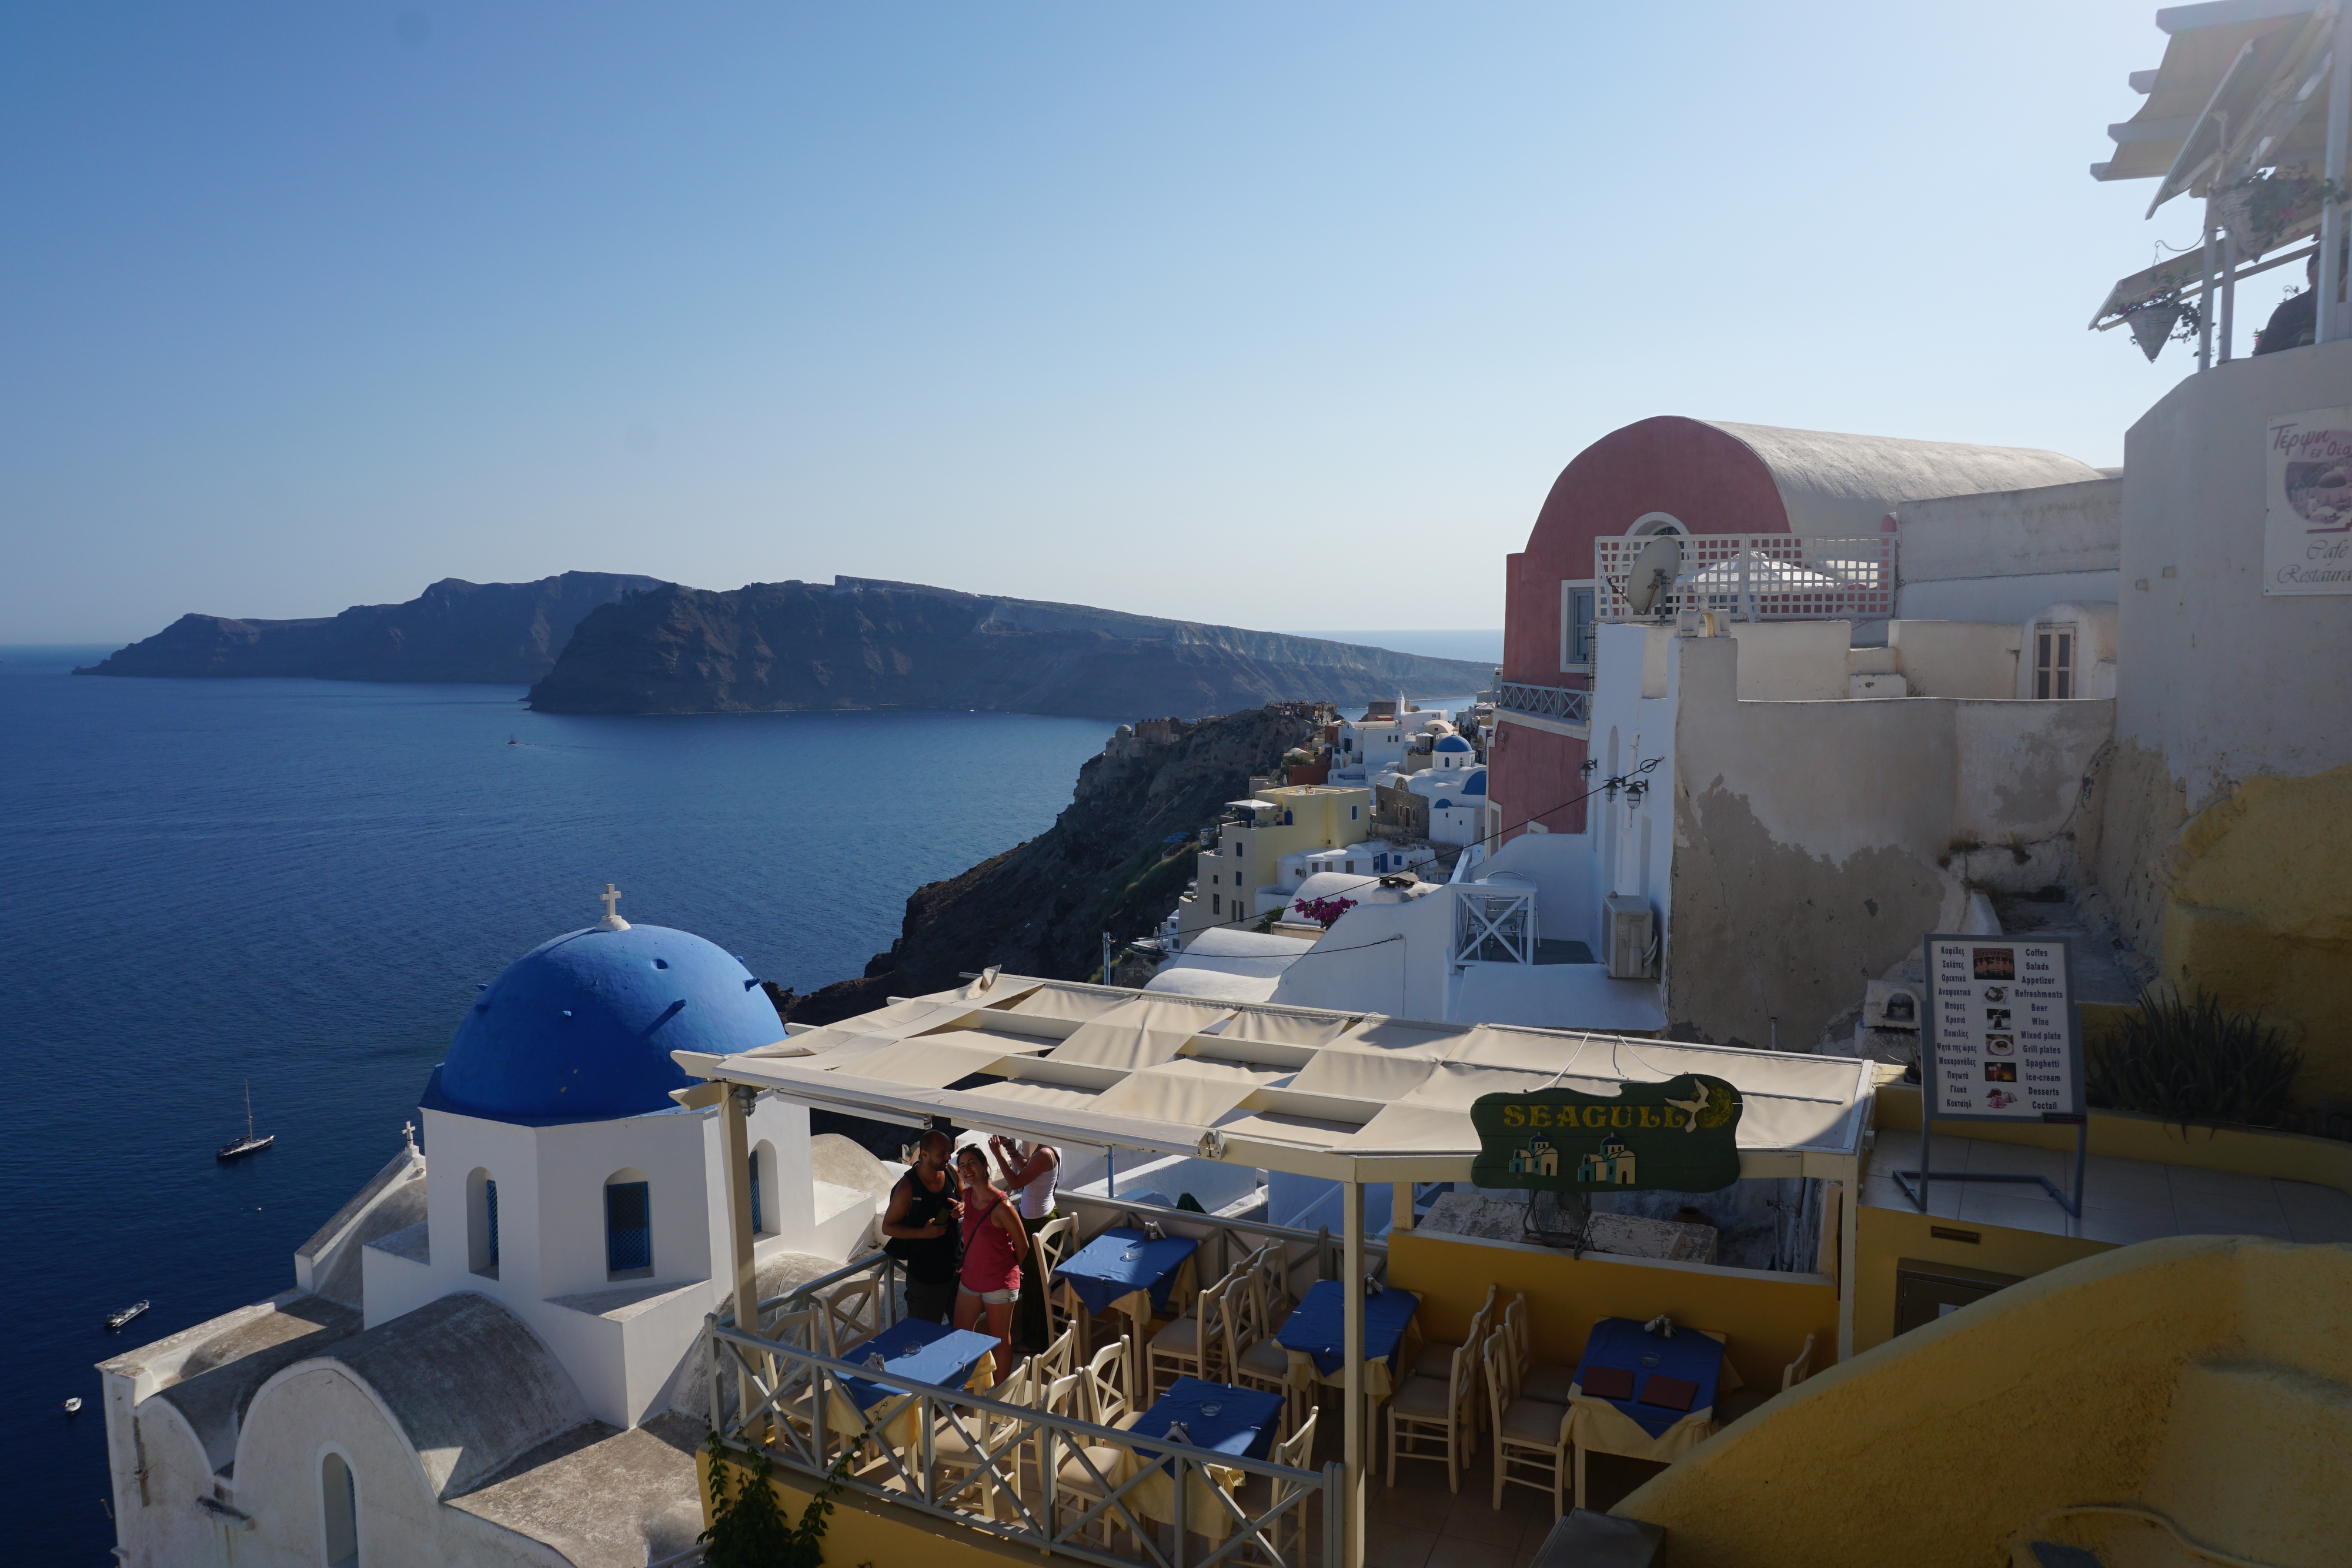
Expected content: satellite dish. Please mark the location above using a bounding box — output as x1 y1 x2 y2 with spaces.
1626 534 1683 617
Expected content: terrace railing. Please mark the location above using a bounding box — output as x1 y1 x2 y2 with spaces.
1493 682 1591 729
704 1272 1342 1568
1596 533 1896 623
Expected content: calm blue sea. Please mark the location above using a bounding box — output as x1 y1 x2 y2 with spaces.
0 648 1117 1561
0 632 1491 1560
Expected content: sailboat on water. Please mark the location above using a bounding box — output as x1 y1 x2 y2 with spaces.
216 1079 274 1161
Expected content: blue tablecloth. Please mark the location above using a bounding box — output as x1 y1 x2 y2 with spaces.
1275 1280 1420 1377
837 1318 1002 1411
1573 1317 1725 1439
1128 1378 1284 1469
1054 1226 1199 1318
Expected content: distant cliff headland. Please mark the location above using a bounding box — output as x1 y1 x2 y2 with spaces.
774 701 1319 1026
76 572 661 684
526 577 1494 719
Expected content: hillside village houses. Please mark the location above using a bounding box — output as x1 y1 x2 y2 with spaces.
98 8 2352 1568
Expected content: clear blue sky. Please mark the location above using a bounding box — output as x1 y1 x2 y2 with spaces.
2 2 2216 643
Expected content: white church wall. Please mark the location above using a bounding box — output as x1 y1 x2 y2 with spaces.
531 1112 713 1301
422 1109 543 1304
231 1366 452 1568
359 1231 438 1330
116 1399 222 1568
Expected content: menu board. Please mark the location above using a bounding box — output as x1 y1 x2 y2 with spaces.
1922 935 2081 1120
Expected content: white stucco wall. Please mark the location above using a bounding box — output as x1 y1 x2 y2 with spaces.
1885 618 2022 699
1890 474 2122 581
1660 632 2114 1047
2119 340 2352 812
228 1364 570 1568
1723 620 1853 700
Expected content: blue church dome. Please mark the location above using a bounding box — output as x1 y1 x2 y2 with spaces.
1434 734 1472 752
425 923 779 1124
1464 768 1487 796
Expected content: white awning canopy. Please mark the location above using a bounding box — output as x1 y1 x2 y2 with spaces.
676 975 1874 1184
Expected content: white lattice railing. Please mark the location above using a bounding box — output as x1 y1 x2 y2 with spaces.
706 1252 1341 1568
1595 534 1896 622
1455 888 1535 965
1494 682 1591 727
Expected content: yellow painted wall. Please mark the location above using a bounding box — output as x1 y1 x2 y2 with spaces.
700 1452 1044 1568
1872 1084 2352 1193
1386 1230 1837 1395
1180 784 1374 935
2161 763 2352 1101
1613 1237 2352 1568
1850 1200 2107 1356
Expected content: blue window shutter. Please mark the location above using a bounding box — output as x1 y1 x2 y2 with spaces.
749 1155 763 1235
606 1182 652 1273
486 1179 500 1269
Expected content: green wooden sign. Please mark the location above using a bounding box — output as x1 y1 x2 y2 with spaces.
1468 1074 1744 1193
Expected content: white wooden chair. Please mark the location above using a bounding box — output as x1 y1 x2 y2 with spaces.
1031 1214 1080 1342
1386 1336 1478 1493
1412 1290 1496 1454
1224 1253 1298 1433
1032 1321 1080 1386
1145 1267 1235 1400
1485 1333 1571 1517
1712 1332 1813 1426
817 1272 889 1356
1233 1406 1320 1567
1049 1346 1145 1553
1505 1293 1578 1406
930 1359 1033 1519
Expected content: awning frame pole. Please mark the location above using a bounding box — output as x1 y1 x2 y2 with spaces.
720 1085 759 1331
2324 17 2352 343
1342 1180 1366 1568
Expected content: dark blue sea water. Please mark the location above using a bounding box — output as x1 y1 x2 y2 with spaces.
0 649 1111 1563
0 633 1494 1561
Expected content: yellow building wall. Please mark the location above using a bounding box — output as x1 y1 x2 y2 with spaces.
700 1453 1044 1568
1871 1084 2352 1192
1386 1231 1837 1395
1179 784 1374 937
2160 763 2352 1101
1851 1201 2108 1356
1614 1237 2352 1568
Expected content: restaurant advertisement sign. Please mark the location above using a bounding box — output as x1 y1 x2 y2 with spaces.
1469 1075 1743 1192
1920 935 2081 1121
2265 407 2352 595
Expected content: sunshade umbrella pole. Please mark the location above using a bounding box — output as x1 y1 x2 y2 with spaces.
1343 1178 1366 1568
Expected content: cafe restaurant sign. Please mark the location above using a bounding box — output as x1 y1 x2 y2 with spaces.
2265 408 2352 595
1469 1075 1743 1193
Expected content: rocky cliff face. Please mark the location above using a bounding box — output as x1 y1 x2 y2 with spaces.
526 577 1493 719
775 703 1319 1025
78 572 663 684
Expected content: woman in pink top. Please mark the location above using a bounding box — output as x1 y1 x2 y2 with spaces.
954 1145 1029 1380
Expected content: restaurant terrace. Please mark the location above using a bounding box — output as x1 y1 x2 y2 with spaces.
671 974 1873 1568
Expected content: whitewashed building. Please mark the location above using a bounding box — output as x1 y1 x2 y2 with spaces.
98 900 887 1568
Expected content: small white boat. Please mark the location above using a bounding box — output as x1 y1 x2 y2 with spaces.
63 1398 82 1414
217 1079 273 1161
104 1300 149 1332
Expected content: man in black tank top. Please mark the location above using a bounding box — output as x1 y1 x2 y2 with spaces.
881 1130 963 1322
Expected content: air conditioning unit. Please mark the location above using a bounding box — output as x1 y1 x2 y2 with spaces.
1604 895 1655 979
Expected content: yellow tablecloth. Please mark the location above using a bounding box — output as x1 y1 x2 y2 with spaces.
824 1360 994 1453
1094 1445 1252 1544
1562 1327 1742 1464
1282 1315 1424 1403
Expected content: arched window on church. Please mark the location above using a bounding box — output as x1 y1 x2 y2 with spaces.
320 1451 359 1568
466 1167 500 1278
751 1140 776 1237
605 1168 653 1280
